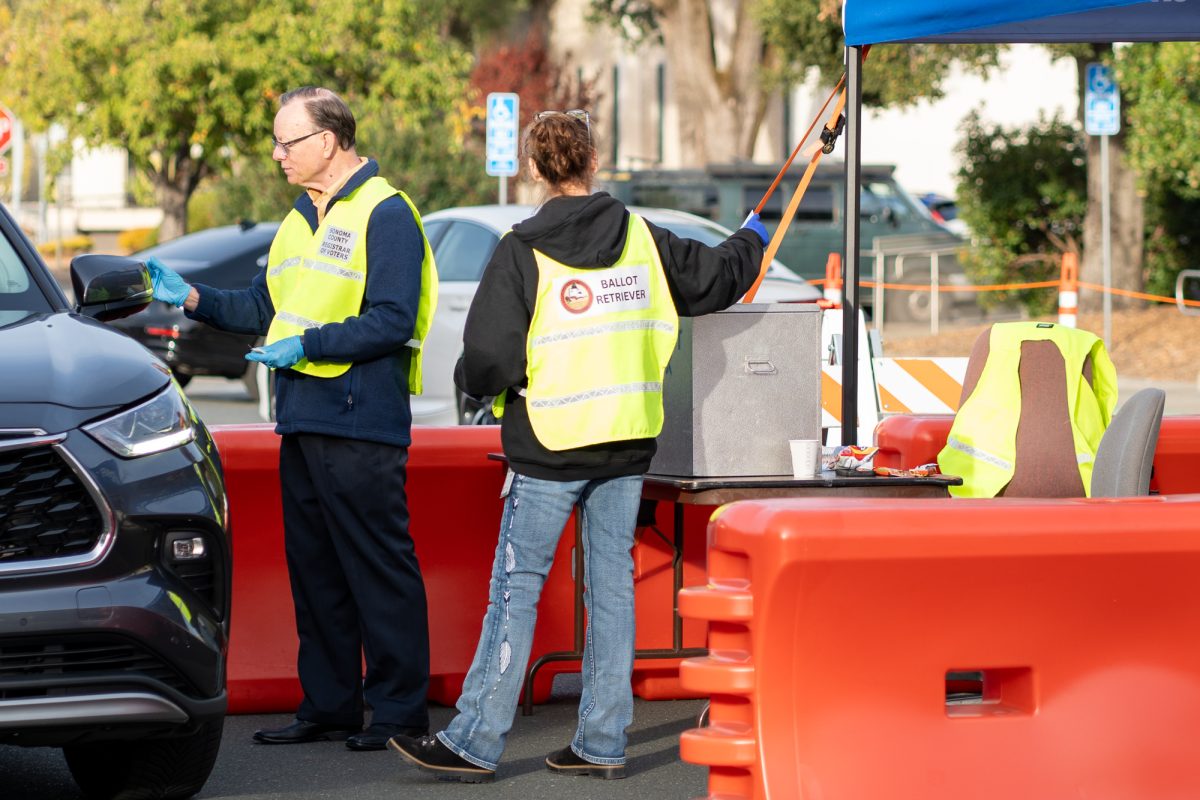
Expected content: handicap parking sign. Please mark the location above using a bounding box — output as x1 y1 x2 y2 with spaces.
486 93 519 177
1084 63 1120 136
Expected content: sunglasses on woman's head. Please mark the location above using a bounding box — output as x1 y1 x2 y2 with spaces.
535 109 591 140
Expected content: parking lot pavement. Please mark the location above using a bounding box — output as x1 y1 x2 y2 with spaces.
0 693 708 800
185 376 264 425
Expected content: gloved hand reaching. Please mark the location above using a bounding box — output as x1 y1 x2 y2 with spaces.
740 212 769 247
145 257 192 307
246 336 306 370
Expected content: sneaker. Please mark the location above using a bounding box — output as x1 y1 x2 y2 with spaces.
545 746 626 779
388 733 496 783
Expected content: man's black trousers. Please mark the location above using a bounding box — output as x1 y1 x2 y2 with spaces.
279 433 430 728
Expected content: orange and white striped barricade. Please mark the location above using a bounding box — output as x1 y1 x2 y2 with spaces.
872 356 967 416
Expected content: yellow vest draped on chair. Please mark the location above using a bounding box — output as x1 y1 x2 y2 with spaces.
496 214 678 451
937 322 1118 498
264 176 438 393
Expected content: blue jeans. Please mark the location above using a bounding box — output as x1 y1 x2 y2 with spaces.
439 472 643 770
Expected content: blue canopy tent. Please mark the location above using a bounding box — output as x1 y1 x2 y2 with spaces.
834 0 1200 442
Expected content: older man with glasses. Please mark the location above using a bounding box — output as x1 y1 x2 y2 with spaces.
144 86 438 751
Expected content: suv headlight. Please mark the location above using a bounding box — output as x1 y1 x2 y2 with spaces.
84 382 196 457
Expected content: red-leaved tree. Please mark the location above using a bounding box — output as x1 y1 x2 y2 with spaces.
469 26 600 189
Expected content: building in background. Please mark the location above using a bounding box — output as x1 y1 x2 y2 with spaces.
4 131 160 250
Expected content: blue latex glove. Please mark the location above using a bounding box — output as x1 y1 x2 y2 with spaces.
740 212 769 246
145 257 191 307
246 336 306 370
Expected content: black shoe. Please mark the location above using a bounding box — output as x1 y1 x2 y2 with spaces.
545 746 626 779
346 723 429 751
388 733 496 783
253 719 360 744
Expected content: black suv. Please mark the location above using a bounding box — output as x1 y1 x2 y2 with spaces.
0 205 230 800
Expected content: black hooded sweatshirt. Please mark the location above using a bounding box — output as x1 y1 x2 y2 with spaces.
454 192 764 481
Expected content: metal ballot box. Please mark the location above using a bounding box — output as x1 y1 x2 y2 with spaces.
650 304 822 477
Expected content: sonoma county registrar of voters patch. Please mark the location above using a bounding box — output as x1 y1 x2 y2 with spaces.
318 226 357 263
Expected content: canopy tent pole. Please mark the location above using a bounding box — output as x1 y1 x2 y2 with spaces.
840 45 864 445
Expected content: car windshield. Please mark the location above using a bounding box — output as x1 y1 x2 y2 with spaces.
0 229 52 328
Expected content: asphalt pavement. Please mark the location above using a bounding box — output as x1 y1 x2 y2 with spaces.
0 688 708 799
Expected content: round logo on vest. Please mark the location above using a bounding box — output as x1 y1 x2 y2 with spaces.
560 279 593 314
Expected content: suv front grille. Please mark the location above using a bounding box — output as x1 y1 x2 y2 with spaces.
0 444 104 563
0 634 195 698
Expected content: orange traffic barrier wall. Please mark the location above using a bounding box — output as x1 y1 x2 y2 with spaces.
679 495 1200 800
875 413 1200 495
211 424 711 712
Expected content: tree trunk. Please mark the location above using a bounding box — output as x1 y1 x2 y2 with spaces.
1076 52 1144 312
656 0 765 164
156 179 189 243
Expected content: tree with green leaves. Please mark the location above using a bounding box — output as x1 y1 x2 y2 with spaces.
1117 42 1200 300
955 112 1087 316
0 0 480 240
586 0 998 165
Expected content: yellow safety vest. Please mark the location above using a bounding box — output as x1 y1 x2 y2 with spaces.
264 176 438 393
937 322 1118 498
495 214 678 451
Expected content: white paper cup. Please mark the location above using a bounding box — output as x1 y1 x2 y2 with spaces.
789 439 821 479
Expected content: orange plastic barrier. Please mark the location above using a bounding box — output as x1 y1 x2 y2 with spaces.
875 413 1200 495
211 424 712 713
679 495 1200 800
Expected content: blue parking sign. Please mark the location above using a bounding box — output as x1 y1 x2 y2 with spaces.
1084 63 1120 136
486 93 519 177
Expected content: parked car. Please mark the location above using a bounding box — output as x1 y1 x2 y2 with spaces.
918 192 969 236
598 163 976 321
417 204 822 426
107 221 280 399
0 204 230 800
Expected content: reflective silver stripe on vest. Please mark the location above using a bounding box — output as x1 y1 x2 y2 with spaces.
945 435 1013 472
530 319 676 348
275 311 321 329
1076 452 1093 465
407 338 421 349
269 257 363 281
528 382 661 409
268 257 302 276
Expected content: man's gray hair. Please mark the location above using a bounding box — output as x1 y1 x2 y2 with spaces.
279 87 356 150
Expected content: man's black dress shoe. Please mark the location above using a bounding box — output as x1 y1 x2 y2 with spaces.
252 719 360 744
346 723 429 751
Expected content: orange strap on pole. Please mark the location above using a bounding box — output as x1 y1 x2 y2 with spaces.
743 86 849 303
753 76 846 216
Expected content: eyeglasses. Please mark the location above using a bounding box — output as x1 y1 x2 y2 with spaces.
536 109 590 138
271 129 325 156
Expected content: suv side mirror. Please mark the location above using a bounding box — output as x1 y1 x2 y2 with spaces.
71 254 154 321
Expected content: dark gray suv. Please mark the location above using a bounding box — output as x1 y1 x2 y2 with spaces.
0 205 230 800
